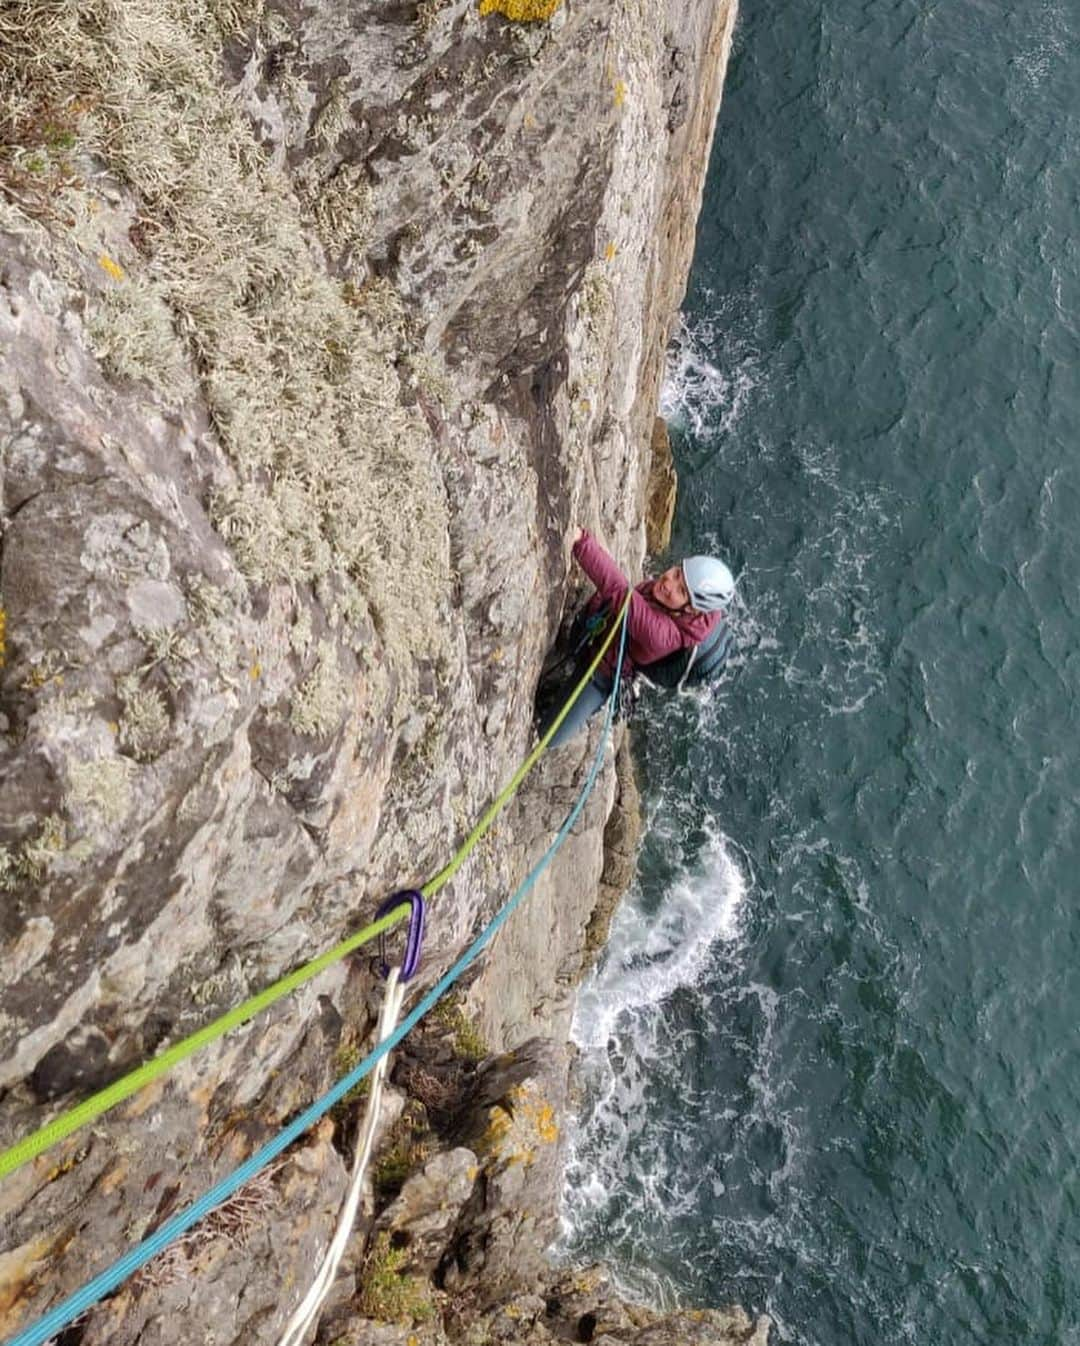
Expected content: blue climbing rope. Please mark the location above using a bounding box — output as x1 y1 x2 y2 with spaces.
7 605 629 1346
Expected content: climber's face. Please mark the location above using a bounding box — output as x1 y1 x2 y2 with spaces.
654 564 691 612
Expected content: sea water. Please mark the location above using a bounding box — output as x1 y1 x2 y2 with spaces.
560 0 1080 1341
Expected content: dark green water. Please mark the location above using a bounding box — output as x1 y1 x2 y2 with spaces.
561 1 1080 1342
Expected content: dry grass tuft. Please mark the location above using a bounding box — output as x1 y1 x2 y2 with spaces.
131 1161 280 1290
0 0 451 678
117 674 170 761
0 814 67 890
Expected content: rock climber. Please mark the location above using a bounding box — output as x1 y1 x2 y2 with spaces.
541 527 735 747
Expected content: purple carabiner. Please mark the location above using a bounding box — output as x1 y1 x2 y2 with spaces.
375 890 425 982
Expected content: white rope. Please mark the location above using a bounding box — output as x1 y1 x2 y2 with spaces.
676 641 699 693
277 967 407 1346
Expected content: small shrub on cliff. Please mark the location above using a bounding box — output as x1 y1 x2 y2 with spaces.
357 1231 435 1325
373 1103 431 1201
432 993 490 1063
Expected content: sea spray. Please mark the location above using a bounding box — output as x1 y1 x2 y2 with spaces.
572 825 747 1052
560 825 748 1302
660 309 758 445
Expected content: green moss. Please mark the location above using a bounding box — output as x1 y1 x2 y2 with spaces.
357 1231 435 1325
372 1139 416 1193
329 1033 372 1127
43 122 75 150
432 994 490 1064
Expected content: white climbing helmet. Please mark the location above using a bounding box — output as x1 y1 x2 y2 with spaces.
681 555 735 612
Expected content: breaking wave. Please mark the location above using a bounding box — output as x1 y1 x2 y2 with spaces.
572 826 747 1053
659 310 758 442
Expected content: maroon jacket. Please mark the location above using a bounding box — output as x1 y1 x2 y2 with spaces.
574 530 721 680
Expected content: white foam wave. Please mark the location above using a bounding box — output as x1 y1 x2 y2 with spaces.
572 828 747 1052
660 313 758 441
1013 36 1064 87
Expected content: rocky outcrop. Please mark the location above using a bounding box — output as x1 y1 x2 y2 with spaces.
645 417 679 554
0 0 754 1342
293 1035 770 1346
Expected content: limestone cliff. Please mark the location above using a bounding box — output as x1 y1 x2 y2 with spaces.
0 1 765 1342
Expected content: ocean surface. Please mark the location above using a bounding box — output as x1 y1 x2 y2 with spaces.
559 1 1080 1342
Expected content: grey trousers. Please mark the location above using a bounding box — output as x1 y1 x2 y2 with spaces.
545 673 613 748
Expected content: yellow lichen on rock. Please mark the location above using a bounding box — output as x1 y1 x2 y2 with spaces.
478 0 563 21
531 1099 558 1144
97 253 126 282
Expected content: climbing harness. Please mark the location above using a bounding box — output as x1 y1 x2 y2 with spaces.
0 593 630 1187
276 966 407 1346
4 597 631 1346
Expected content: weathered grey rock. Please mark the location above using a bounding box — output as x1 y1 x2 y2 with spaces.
438 1038 570 1305
376 1146 477 1275
0 0 761 1342
585 736 644 976
646 417 679 555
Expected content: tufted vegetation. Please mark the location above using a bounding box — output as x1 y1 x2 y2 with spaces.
0 0 451 677
0 815 66 891
357 1230 435 1324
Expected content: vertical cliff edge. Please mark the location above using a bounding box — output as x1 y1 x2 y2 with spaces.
0 1 767 1341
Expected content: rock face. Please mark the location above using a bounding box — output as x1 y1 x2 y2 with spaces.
645 417 679 555
0 0 757 1343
